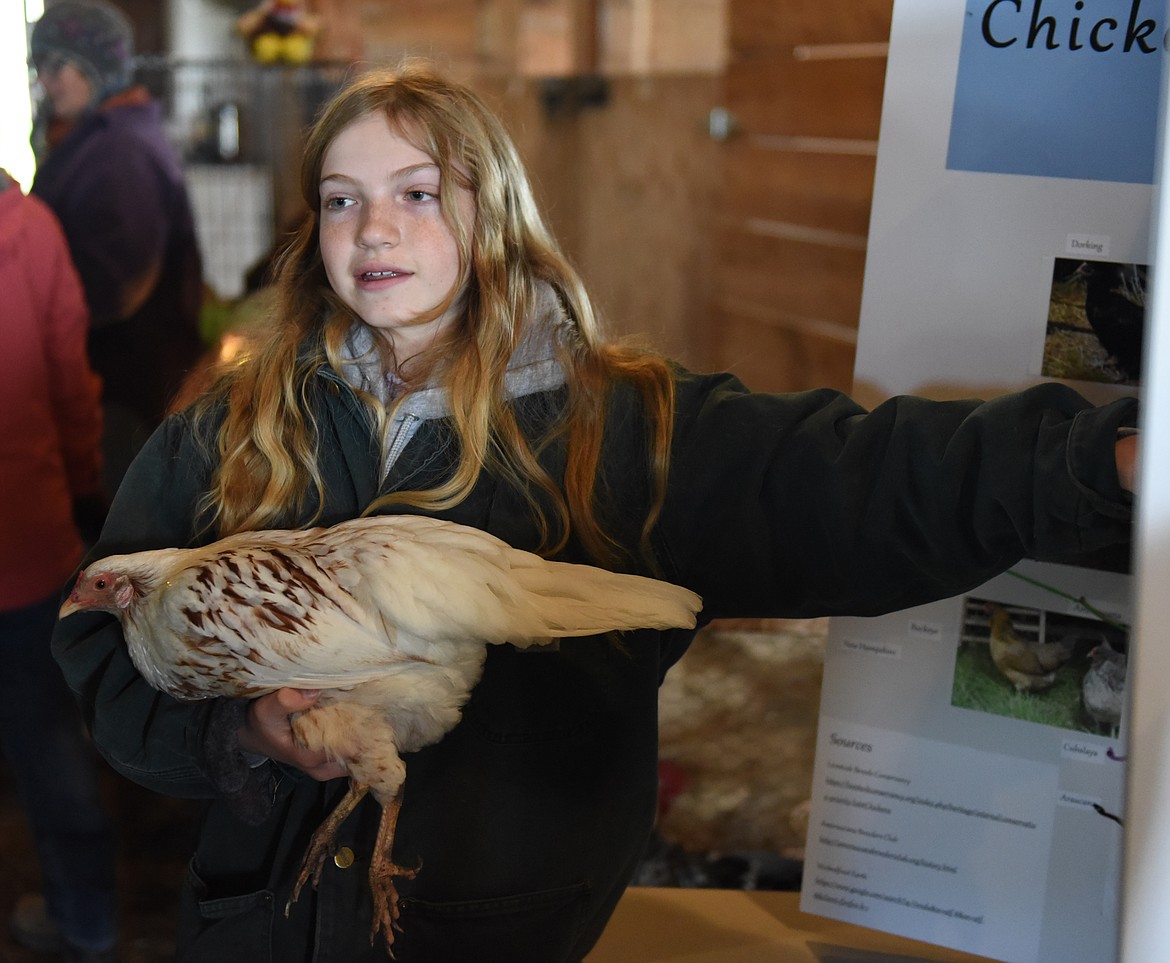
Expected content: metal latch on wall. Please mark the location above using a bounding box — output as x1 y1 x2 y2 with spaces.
707 107 742 142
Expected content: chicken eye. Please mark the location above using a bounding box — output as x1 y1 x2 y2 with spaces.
95 578 107 589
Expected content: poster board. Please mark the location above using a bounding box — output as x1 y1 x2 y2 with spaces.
1119 11 1170 960
804 563 1131 962
800 1 1157 960
849 0 1153 410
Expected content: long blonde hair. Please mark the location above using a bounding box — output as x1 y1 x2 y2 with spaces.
193 62 676 567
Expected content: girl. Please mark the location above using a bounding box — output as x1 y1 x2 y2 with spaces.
53 63 1138 962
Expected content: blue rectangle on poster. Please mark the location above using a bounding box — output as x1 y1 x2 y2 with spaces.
946 0 1164 184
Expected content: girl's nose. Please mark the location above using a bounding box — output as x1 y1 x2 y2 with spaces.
357 199 401 248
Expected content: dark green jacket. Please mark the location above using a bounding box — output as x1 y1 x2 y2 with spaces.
52 366 1135 962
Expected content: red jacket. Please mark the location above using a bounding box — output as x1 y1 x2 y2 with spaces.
0 172 103 610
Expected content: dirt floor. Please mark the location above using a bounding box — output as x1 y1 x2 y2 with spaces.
0 771 192 963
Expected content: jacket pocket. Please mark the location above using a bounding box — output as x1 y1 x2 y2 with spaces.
176 858 275 962
396 880 591 963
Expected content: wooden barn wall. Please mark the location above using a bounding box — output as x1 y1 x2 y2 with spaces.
485 0 896 391
481 76 721 369
112 0 894 391
713 0 894 393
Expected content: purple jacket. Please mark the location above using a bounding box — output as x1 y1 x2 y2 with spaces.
32 92 205 425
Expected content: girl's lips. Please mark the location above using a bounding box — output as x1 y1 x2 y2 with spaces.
357 268 410 282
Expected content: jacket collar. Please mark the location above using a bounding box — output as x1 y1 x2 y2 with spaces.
337 279 569 417
334 280 570 478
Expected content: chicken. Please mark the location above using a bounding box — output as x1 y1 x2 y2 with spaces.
985 602 1076 692
59 514 702 954
1082 640 1127 737
1074 261 1146 382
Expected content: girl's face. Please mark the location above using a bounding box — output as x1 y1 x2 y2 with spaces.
318 112 474 366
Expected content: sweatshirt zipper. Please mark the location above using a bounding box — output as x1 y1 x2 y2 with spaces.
384 412 420 475
317 367 426 480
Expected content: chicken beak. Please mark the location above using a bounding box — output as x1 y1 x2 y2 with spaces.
59 571 86 620
58 594 83 620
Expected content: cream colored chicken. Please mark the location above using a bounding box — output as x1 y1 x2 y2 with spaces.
59 513 702 954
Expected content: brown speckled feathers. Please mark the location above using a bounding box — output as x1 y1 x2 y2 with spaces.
66 514 702 705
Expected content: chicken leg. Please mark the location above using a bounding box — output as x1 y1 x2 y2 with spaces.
369 785 419 952
287 779 370 914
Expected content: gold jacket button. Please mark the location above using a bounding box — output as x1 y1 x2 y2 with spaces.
333 846 355 869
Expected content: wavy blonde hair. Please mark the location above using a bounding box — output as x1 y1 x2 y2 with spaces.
193 62 675 567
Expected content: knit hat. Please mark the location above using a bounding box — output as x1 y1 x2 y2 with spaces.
30 0 134 102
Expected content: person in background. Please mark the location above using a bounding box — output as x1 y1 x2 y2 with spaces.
0 169 119 963
52 64 1138 962
30 0 204 500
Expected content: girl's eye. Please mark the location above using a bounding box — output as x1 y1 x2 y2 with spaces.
405 190 436 202
323 196 353 211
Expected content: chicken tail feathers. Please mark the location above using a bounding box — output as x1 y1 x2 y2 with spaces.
512 559 702 641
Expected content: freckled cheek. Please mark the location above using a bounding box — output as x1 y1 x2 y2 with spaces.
424 228 464 289
319 225 349 288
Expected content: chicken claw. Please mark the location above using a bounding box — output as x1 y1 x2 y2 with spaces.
287 780 370 914
369 787 420 954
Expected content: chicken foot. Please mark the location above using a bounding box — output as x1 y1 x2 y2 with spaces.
286 779 370 914
369 785 419 954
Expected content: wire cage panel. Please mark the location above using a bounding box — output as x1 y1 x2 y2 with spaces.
187 163 273 299
133 57 352 298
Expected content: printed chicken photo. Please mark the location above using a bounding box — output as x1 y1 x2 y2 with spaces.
1082 640 1127 738
1043 256 1147 386
985 601 1077 693
951 595 1128 735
